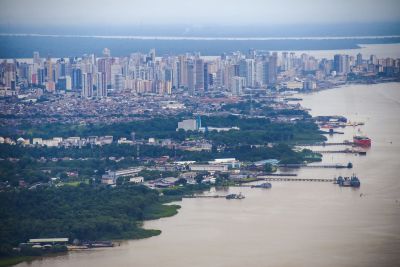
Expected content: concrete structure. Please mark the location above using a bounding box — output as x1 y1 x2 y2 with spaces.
28 238 68 244
189 164 228 172
209 158 241 169
129 176 144 183
283 81 303 90
177 119 198 131
200 126 240 133
231 76 245 96
101 167 143 185
334 54 350 74
303 80 317 90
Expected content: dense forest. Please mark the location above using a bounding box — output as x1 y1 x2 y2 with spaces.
0 184 182 256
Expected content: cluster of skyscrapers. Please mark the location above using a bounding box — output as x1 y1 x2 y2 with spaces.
0 48 279 97
0 48 399 97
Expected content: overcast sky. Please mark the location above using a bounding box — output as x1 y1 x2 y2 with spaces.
0 0 399 26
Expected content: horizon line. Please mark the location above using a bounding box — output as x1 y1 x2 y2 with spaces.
1 33 400 41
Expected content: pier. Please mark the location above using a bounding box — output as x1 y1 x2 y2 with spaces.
256 176 334 182
236 177 335 184
296 142 354 147
313 149 366 155
320 130 344 135
183 195 228 198
264 173 297 176
278 164 351 169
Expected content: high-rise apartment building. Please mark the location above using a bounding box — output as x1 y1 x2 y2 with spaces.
195 59 204 92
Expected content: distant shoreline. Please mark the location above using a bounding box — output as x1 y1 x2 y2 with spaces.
1 35 399 58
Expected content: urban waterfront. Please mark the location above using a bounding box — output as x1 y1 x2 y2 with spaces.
2 1 400 266
14 82 400 267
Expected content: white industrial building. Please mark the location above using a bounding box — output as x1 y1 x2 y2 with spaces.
177 119 198 131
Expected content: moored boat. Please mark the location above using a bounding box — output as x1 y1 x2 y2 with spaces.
251 183 272 189
226 193 245 199
334 175 361 187
353 135 371 147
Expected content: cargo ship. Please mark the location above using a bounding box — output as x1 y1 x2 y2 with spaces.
353 135 371 147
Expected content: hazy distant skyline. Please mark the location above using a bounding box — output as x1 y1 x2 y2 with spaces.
1 0 400 27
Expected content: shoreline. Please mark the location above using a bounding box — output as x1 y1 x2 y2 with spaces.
1 44 400 60
0 202 181 267
3 83 399 267
291 78 400 96
1 37 399 59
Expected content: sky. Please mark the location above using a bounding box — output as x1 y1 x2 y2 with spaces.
0 0 400 27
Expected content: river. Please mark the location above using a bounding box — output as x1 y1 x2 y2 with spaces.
16 83 400 267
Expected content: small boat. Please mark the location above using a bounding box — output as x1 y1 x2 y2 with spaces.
226 193 245 199
251 183 272 189
350 175 361 187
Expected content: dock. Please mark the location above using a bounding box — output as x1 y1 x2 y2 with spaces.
313 149 366 155
236 177 334 183
296 142 354 147
320 131 344 135
264 173 297 176
256 176 334 182
278 164 351 169
183 195 228 198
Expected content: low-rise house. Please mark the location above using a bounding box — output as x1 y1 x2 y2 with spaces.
117 138 133 145
97 136 113 145
87 136 98 144
129 176 144 183
101 173 116 185
32 138 43 145
42 138 60 147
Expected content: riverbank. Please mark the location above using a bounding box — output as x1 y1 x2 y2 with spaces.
0 184 187 266
10 82 400 267
0 182 215 267
0 206 180 267
0 202 181 267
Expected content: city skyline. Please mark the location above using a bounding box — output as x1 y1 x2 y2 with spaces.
1 46 397 99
